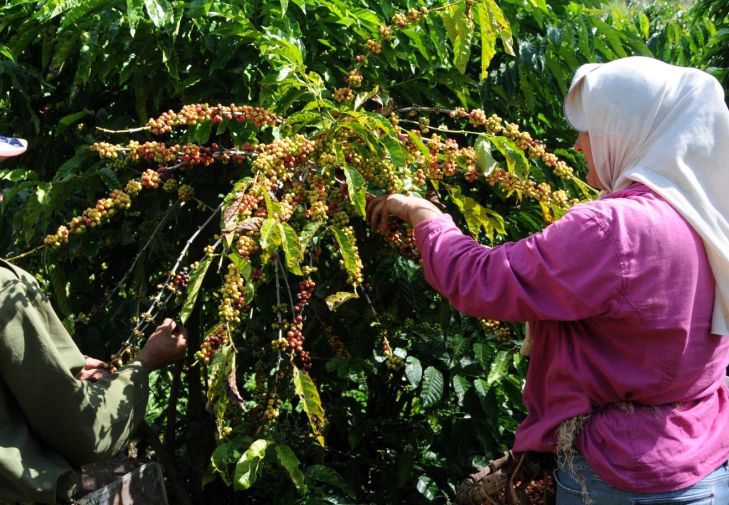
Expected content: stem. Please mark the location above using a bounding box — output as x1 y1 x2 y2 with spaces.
4 244 45 263
95 125 150 134
108 203 179 301
120 202 223 352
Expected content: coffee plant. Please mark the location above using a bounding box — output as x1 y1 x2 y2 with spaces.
0 0 723 503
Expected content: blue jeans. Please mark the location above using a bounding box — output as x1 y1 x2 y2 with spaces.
554 453 729 504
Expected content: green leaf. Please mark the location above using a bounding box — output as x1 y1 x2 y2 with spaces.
143 0 173 28
211 440 238 485
331 226 359 285
416 474 439 501
325 291 358 311
487 350 510 388
0 45 15 62
474 3 497 79
452 375 470 405
233 439 270 490
56 109 93 134
404 356 423 387
305 465 353 496
484 0 514 56
275 444 307 491
299 221 322 250
447 184 505 243
280 222 303 275
342 165 366 218
474 136 499 176
420 366 444 408
227 253 252 281
126 0 144 36
260 218 281 259
487 135 529 177
441 3 474 74
179 256 212 325
293 366 327 447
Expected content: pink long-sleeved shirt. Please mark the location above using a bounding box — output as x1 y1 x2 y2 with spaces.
414 184 729 492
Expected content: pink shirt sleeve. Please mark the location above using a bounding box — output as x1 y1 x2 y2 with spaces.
414 209 626 322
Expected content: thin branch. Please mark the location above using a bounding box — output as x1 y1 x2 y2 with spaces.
120 201 224 351
4 244 45 263
108 203 180 301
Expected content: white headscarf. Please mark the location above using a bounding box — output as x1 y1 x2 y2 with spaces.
564 56 729 336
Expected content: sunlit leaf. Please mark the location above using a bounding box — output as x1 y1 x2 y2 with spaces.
325 291 358 311
420 366 444 408
179 256 211 324
293 366 327 447
233 439 270 490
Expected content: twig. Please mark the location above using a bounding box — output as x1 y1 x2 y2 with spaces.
121 201 224 350
4 244 45 263
107 203 180 301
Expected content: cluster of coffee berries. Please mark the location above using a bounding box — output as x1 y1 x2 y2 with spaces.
146 103 282 135
90 141 118 159
44 225 69 247
177 184 195 202
236 234 259 260
195 325 229 364
382 218 419 260
219 263 246 323
263 398 280 421
344 70 364 88
251 135 316 187
480 319 501 332
121 140 179 164
485 168 574 215
481 113 575 179
124 179 143 197
334 87 354 103
364 39 382 54
141 168 161 189
382 339 403 371
173 269 190 289
322 323 350 359
44 187 135 246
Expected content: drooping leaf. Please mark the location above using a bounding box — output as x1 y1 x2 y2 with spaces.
404 356 423 387
293 366 327 447
275 444 307 491
441 3 474 74
474 3 497 78
331 226 359 285
487 350 511 388
420 366 444 408
233 439 270 490
416 474 439 501
299 221 322 250
259 218 281 260
143 0 173 28
179 256 211 325
452 375 470 405
280 222 303 275
342 164 367 218
474 136 499 176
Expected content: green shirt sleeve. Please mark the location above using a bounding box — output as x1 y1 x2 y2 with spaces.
0 262 149 503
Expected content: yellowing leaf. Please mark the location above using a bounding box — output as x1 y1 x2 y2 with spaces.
293 366 326 447
325 291 358 311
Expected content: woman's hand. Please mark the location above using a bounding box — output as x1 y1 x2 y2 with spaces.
365 194 443 234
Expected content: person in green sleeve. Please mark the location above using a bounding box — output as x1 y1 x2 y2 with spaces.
0 137 188 504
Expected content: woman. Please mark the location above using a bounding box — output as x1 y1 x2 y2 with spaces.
367 56 729 503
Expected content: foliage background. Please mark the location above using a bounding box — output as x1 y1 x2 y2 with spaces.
0 0 725 503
